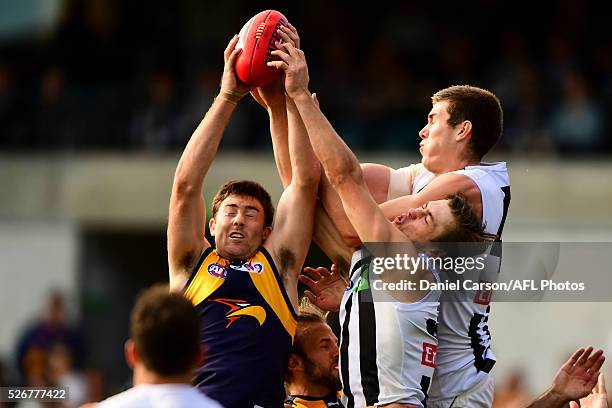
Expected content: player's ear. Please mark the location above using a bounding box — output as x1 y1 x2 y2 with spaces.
125 339 137 369
287 353 303 373
209 217 216 237
455 120 472 142
262 226 272 241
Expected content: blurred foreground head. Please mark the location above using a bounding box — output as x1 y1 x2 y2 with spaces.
128 284 201 379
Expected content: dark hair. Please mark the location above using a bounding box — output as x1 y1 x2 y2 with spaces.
432 85 503 160
211 180 275 227
434 194 497 243
131 284 200 376
284 307 326 384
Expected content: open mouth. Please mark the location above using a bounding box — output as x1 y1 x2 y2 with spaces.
393 213 407 224
229 232 245 239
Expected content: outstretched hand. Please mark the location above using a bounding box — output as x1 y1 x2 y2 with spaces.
251 23 302 110
268 41 310 100
299 264 347 312
552 347 605 403
569 374 608 408
219 34 250 103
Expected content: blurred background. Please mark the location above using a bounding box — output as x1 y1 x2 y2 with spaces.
0 0 611 406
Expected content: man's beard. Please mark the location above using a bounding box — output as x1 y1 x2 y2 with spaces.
303 356 342 393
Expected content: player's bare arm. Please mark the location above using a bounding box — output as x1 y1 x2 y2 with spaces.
336 171 483 247
250 23 301 187
316 162 394 250
251 77 290 185
263 93 321 310
270 43 411 245
167 35 249 291
272 43 437 302
255 24 352 271
381 172 481 220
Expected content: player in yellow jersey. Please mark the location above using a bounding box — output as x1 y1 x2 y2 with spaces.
167 33 320 408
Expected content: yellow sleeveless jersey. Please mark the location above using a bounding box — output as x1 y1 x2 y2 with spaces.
183 246 297 408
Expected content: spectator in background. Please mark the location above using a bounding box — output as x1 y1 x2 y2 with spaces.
129 67 186 151
180 65 249 149
31 66 78 149
0 62 18 147
15 291 85 388
47 344 89 407
84 285 222 407
488 31 550 154
547 71 605 154
493 369 531 408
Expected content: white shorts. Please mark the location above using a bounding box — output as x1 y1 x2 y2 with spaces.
427 375 494 408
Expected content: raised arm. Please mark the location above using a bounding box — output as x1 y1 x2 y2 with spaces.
269 44 408 244
263 93 321 308
168 35 249 291
253 24 352 270
317 163 394 249
332 171 482 246
251 78 291 186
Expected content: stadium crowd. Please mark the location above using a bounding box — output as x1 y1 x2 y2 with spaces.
0 0 610 154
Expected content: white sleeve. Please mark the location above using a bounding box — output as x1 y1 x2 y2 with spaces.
387 164 423 201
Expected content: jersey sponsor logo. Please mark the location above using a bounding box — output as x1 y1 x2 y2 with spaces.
208 263 228 278
231 261 264 273
474 280 492 305
211 297 267 328
421 342 437 368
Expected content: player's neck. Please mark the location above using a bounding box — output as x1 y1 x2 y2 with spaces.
215 247 259 261
288 380 334 399
432 156 480 175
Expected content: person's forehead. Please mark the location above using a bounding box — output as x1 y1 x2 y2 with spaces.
302 323 336 344
429 199 449 210
430 101 450 115
429 199 452 221
221 194 263 209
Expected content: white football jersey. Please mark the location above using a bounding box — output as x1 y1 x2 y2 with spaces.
97 384 224 408
339 250 440 408
388 162 510 401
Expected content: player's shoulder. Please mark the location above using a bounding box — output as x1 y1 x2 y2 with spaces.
96 386 146 407
462 161 508 176
396 162 427 177
97 385 224 408
432 171 478 188
456 162 510 186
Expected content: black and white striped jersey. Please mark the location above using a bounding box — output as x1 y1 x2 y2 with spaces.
339 250 440 408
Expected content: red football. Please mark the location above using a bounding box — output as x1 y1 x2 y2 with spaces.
235 10 289 87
